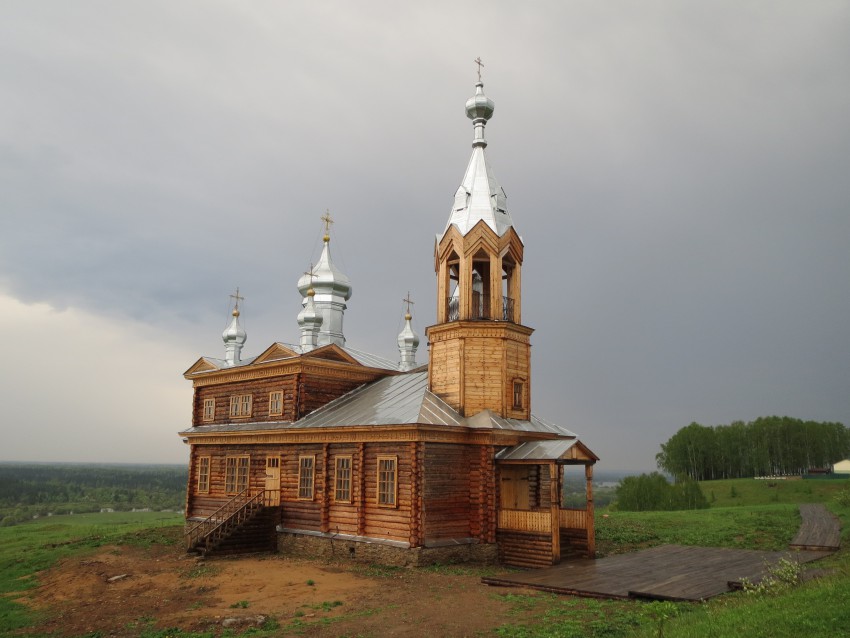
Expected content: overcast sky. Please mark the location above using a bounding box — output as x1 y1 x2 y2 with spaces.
1 2 848 471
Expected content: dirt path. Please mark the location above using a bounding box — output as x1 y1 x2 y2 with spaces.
21 532 539 637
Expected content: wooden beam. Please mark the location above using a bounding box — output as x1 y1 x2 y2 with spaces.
585 463 595 557
550 461 561 564
320 443 330 533
357 443 366 537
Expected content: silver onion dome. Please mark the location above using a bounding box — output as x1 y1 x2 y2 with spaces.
296 238 352 301
296 233 352 347
466 82 495 126
222 307 247 365
297 288 323 352
397 311 420 372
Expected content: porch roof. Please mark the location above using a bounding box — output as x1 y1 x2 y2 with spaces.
496 439 599 463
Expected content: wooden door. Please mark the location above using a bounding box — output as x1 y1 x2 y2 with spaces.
500 466 530 509
265 456 281 506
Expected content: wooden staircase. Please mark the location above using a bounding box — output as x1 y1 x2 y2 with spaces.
186 489 279 556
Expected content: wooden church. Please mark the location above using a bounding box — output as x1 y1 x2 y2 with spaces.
180 78 598 568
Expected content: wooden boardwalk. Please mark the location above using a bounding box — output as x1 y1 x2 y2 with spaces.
483 503 840 602
790 503 841 551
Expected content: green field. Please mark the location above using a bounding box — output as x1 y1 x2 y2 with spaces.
1 480 849 637
0 511 183 635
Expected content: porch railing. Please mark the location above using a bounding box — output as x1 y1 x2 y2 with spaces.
498 507 588 533
559 508 587 529
498 509 552 533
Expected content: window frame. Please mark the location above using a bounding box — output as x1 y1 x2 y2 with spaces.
196 456 211 493
202 398 215 422
268 390 283 417
297 455 316 500
229 394 253 418
512 379 525 410
376 455 398 508
225 455 250 495
334 455 353 503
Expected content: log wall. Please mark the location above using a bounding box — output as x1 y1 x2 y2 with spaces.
497 529 555 568
191 369 368 427
298 373 365 418
360 442 413 542
187 443 279 518
427 340 461 409
187 441 415 544
461 337 507 416
422 443 473 541
193 376 299 426
326 444 359 536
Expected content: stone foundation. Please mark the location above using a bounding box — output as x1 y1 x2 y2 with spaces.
277 529 499 567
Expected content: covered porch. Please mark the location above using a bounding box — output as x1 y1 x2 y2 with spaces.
495 439 598 568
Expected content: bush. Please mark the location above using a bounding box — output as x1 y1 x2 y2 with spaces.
613 473 709 512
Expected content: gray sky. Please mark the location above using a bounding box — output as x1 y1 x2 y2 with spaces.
1 1 848 471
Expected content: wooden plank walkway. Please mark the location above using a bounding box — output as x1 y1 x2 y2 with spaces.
483 503 840 602
790 503 841 551
483 544 825 601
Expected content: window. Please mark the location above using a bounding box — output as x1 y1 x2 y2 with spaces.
334 456 352 503
298 456 315 500
268 391 283 417
202 398 215 421
225 456 250 494
197 456 210 493
377 456 398 507
229 394 252 418
513 381 524 409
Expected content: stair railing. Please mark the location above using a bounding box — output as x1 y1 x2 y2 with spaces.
185 488 266 552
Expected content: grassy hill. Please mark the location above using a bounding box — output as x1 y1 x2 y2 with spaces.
0 478 848 637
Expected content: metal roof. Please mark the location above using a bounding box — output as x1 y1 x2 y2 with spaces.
496 439 579 462
191 343 396 374
266 343 397 370
293 372 442 428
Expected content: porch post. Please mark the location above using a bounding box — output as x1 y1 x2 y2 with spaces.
585 463 595 557
550 461 560 564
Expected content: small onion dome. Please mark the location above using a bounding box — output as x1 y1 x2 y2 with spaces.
397 312 420 372
296 237 352 301
222 308 247 345
466 82 494 121
297 289 322 326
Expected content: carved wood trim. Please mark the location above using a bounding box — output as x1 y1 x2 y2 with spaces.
182 424 533 447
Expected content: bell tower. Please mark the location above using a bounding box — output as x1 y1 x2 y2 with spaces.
426 76 532 420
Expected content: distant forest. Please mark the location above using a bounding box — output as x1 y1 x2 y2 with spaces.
0 463 187 526
656 417 849 481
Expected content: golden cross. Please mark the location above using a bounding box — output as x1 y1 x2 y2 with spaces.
321 209 334 235
474 57 484 82
229 287 244 311
402 291 415 315
303 263 315 285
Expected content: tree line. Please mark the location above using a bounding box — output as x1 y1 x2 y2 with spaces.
613 472 708 511
0 463 187 526
656 417 849 481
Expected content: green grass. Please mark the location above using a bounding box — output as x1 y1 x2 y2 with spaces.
596 505 800 554
493 593 651 637
701 476 850 508
617 479 850 638
0 511 183 634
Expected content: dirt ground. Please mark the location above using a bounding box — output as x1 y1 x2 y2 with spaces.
21 532 543 637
